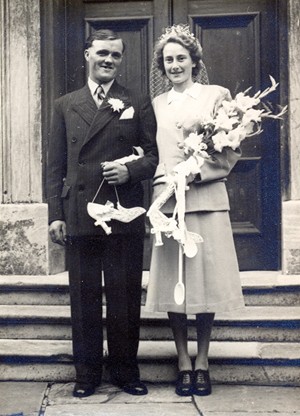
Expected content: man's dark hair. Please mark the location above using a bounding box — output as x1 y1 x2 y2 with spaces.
85 29 126 53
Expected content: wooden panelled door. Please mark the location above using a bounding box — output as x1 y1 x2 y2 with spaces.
64 0 281 271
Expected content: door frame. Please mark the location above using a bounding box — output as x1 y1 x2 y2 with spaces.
40 0 289 270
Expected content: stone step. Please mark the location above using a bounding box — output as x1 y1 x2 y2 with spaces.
0 339 299 386
1 272 300 306
0 274 70 306
1 305 299 343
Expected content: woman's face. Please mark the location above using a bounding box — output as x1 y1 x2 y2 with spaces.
163 42 195 91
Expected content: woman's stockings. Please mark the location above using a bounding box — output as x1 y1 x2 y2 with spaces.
168 312 192 371
195 313 215 370
168 312 215 371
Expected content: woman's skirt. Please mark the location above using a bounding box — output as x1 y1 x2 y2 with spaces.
145 210 244 314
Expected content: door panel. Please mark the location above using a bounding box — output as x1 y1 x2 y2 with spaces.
66 0 166 93
182 0 280 270
62 0 281 270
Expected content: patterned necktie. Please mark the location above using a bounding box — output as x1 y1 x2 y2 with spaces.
95 85 105 107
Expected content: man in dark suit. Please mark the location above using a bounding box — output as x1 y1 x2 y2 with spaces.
47 29 157 398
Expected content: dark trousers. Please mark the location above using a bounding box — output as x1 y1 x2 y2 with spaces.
67 233 144 385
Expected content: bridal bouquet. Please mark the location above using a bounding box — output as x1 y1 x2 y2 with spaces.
178 75 286 161
147 76 287 258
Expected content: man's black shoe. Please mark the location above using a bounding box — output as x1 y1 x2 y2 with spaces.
73 382 96 398
123 380 148 395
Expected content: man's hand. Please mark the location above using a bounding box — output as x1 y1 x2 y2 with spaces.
102 162 130 185
49 220 67 246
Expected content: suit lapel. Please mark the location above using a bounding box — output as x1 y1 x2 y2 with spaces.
81 81 127 148
71 85 97 126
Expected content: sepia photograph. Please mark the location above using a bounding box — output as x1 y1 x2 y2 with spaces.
0 0 299 414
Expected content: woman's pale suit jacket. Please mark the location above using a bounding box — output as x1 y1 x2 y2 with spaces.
151 83 241 214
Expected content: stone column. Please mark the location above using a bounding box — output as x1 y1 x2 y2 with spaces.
0 0 65 274
282 0 300 274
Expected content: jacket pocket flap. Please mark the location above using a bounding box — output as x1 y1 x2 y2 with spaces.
61 184 71 198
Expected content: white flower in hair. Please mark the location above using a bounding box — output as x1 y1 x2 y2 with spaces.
108 98 125 112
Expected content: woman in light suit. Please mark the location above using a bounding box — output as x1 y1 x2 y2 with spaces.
146 25 244 397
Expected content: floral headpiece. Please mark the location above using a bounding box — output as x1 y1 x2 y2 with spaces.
158 24 195 42
156 24 202 58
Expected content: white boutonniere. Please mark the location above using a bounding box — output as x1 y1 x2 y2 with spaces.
108 98 125 112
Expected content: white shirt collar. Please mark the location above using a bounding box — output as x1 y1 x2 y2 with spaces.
167 83 201 104
88 77 114 97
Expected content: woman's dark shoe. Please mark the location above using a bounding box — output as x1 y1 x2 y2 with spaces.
175 370 194 396
73 382 96 398
193 369 212 396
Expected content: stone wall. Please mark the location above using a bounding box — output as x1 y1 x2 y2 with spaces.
0 0 65 274
282 0 300 274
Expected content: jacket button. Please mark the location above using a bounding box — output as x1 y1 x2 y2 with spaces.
71 137 77 143
78 161 85 166
78 184 85 191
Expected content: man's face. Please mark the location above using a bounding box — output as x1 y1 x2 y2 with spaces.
84 39 124 84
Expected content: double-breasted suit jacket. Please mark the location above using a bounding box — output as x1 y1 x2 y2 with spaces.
47 81 158 236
